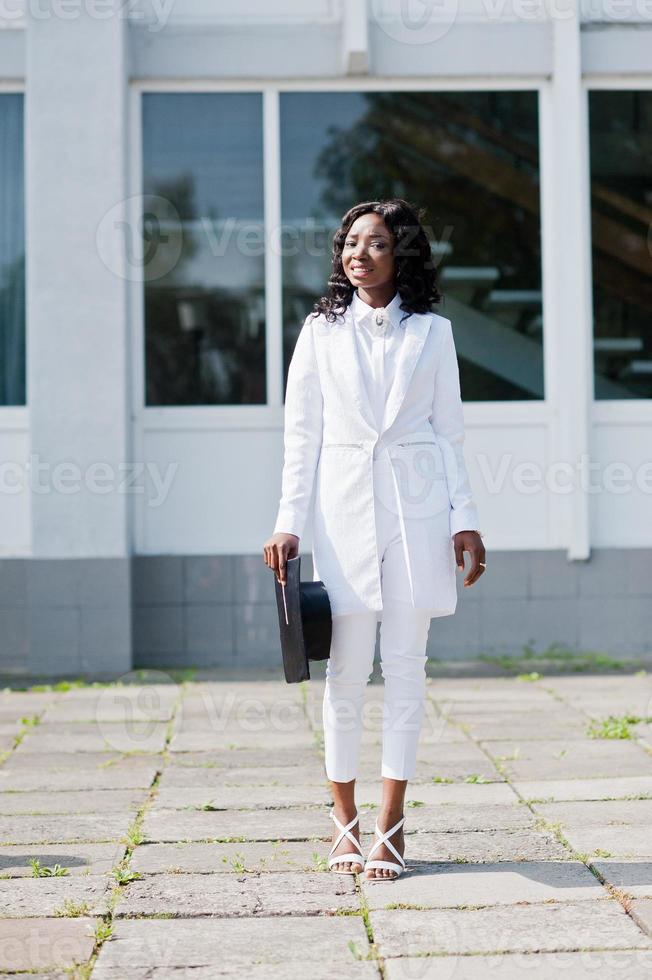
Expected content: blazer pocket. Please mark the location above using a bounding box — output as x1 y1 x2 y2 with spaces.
321 442 364 450
387 440 451 519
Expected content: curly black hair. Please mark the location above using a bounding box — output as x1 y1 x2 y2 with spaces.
309 198 442 326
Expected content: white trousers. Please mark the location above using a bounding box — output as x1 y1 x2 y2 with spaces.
322 455 433 782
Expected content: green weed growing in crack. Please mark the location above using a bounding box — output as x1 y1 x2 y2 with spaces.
464 774 490 784
588 714 652 740
312 852 328 871
231 853 247 873
54 899 91 918
20 714 41 727
384 902 426 910
112 868 143 885
29 858 68 877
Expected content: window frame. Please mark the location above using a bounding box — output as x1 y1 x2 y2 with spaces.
130 78 551 435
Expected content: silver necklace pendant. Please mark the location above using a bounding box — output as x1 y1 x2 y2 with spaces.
374 309 386 327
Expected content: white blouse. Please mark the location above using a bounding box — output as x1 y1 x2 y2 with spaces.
349 289 407 431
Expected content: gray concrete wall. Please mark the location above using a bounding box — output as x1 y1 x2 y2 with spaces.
131 548 652 669
0 549 649 678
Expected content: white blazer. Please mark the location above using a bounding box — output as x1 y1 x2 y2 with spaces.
273 303 481 617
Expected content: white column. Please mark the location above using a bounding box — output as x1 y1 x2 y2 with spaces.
342 0 369 75
25 1 131 558
546 4 594 560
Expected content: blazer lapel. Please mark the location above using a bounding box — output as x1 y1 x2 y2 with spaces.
329 306 433 438
330 307 378 434
380 310 432 435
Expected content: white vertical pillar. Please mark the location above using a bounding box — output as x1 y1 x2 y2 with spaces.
25 1 130 559
343 0 369 75
24 2 131 674
548 4 594 560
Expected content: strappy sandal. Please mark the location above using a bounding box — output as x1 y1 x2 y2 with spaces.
363 814 406 882
328 808 364 875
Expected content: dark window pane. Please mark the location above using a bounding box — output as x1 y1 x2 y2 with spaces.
589 91 652 400
280 90 542 401
142 93 265 406
0 94 25 406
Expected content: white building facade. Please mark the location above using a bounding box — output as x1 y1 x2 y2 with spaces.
0 0 650 676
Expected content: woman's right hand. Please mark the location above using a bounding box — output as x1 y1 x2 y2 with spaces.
263 532 299 586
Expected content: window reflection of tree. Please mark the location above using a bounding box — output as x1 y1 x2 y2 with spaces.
144 174 265 406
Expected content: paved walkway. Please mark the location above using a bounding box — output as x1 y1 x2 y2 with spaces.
0 669 652 978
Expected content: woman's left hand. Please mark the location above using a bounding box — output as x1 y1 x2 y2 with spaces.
453 531 486 587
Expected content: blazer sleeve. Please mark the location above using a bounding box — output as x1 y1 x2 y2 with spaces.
273 314 324 539
430 317 482 538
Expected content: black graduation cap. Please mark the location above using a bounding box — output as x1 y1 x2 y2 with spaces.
273 554 332 683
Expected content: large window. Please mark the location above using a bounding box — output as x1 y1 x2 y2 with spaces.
589 91 652 400
280 90 542 401
142 93 265 406
0 94 25 406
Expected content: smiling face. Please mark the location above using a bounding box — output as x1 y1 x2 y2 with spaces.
341 212 396 297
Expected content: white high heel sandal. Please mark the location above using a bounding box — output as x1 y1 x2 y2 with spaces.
328 809 365 875
363 814 406 881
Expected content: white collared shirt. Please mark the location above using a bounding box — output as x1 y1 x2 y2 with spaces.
350 288 407 431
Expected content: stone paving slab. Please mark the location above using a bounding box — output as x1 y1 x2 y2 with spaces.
141 807 328 843
174 706 311 733
0 789 148 815
0 766 158 792
456 720 590 741
592 860 652 899
0 813 133 846
631 899 652 937
154 784 331 810
0 694 63 711
370 901 652 957
513 776 652 802
480 740 652 780
130 840 330 874
563 827 652 859
167 747 323 768
0 916 98 972
0 875 115 918
114 871 358 917
93 963 378 980
0 876 113 917
169 731 316 752
42 694 177 724
533 799 652 828
91 915 374 978
355 781 517 806
0 721 23 735
428 682 558 703
142 802 532 843
158 764 326 788
441 700 581 716
400 829 570 864
0 842 124 878
2 751 165 771
362 860 604 909
131 828 572 873
15 728 168 754
384 950 652 979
